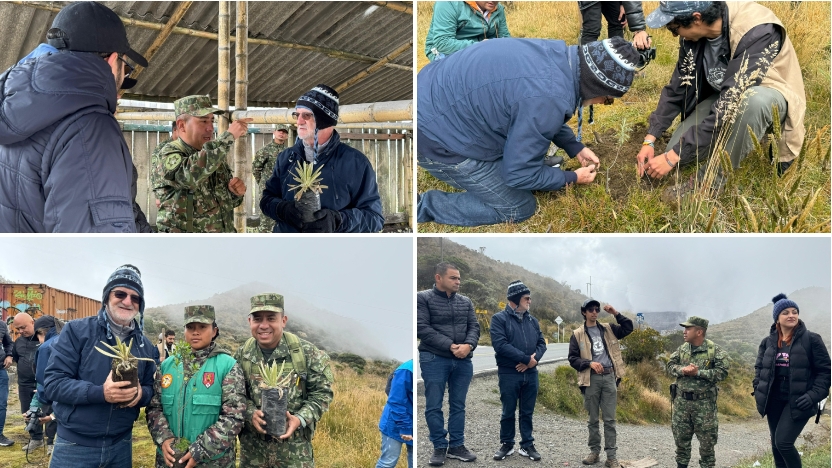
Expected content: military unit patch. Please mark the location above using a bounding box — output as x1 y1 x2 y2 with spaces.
164 153 182 171
203 371 215 388
161 374 173 389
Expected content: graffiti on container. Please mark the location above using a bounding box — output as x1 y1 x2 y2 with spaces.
13 288 43 301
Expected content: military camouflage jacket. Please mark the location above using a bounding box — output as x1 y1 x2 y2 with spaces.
150 137 172 193
668 341 729 394
154 133 243 233
233 335 334 438
146 344 246 467
252 142 286 187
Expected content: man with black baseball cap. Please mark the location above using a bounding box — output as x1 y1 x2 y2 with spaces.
568 299 633 468
0 1 149 232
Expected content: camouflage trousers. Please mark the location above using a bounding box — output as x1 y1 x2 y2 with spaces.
238 430 314 468
256 209 276 233
671 396 718 468
154 447 236 468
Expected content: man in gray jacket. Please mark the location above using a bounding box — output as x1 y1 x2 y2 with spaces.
417 262 480 466
0 1 149 232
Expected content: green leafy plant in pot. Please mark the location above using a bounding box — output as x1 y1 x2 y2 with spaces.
171 437 191 468
94 336 155 396
258 360 295 437
288 162 328 223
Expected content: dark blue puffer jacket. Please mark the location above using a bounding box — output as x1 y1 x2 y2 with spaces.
260 130 384 233
0 50 136 232
44 308 155 447
490 305 547 374
418 38 585 191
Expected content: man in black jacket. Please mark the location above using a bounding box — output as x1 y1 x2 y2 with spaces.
0 319 13 446
12 312 43 451
417 262 480 466
579 2 652 48
490 281 546 462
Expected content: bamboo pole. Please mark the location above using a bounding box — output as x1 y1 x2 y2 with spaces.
233 0 248 232
130 1 192 81
335 40 412 93
217 0 230 134
116 101 413 123
369 1 412 14
5 1 411 72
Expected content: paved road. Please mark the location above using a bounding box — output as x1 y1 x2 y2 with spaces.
417 343 570 382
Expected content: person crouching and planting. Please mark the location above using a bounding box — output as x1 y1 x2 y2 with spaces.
146 305 245 468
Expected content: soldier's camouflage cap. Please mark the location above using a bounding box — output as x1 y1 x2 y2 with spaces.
275 124 290 132
184 305 215 325
249 293 284 315
174 95 225 118
680 316 708 330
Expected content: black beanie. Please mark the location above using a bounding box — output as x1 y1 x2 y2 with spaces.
102 264 144 314
297 84 339 129
506 280 531 305
578 36 639 101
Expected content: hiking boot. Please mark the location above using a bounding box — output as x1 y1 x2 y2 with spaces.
519 444 541 461
429 448 447 466
543 155 564 167
605 458 621 468
677 464 688 468
0 435 14 446
583 452 601 465
447 445 477 462
21 439 44 452
493 443 515 460
46 444 53 456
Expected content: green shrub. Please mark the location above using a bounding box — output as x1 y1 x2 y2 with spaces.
621 328 666 364
538 366 584 417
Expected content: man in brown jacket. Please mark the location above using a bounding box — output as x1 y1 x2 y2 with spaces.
568 299 633 468
637 1 805 198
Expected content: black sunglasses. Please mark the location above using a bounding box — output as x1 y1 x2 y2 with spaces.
112 290 141 304
117 56 134 78
585 307 600 312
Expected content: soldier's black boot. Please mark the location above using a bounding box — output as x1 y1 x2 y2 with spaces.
677 464 688 468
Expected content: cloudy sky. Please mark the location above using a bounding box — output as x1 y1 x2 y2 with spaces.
451 236 830 323
0 237 413 361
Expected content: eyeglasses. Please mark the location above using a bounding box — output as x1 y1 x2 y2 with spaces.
522 296 531 302
291 111 315 122
603 96 614 105
117 56 134 78
666 22 681 36
112 290 142 304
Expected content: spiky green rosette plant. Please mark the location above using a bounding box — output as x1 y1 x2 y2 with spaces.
94 336 155 380
258 361 295 437
288 162 328 223
258 360 294 395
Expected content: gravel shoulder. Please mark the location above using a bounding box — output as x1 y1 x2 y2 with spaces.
416 361 829 467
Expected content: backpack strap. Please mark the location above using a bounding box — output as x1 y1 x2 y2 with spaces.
282 332 308 399
240 337 258 379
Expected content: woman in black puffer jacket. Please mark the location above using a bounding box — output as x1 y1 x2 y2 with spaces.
753 294 831 468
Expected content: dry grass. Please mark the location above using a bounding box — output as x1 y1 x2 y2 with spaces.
0 364 405 468
416 1 831 233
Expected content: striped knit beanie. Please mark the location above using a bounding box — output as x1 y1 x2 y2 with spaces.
578 36 639 101
297 84 339 129
102 264 144 314
507 280 531 305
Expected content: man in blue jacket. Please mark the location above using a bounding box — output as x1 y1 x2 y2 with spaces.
31 315 64 454
0 318 13 447
0 1 148 233
376 359 413 468
490 281 546 462
44 265 155 467
417 36 641 227
260 84 384 233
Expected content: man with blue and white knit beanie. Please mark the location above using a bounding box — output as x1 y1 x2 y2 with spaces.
490 280 546 461
44 264 156 468
260 84 384 233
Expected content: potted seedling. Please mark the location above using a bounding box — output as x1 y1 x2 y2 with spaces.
170 437 191 468
94 336 155 395
288 161 328 223
258 361 295 437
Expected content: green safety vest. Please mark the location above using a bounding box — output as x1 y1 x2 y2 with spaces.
160 352 236 449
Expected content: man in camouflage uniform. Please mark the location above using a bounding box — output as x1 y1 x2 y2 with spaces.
153 95 252 233
150 121 179 209
252 124 290 233
234 293 334 468
666 317 729 468
146 305 246 468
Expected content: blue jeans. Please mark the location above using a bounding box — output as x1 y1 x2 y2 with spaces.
0 369 7 436
419 351 474 449
49 434 132 468
498 371 539 448
376 432 413 468
418 155 537 227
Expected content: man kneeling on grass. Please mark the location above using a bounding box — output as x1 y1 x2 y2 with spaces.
417 36 642 227
637 1 805 202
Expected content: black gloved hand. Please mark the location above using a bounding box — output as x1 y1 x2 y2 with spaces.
302 209 342 233
795 394 814 411
275 201 303 230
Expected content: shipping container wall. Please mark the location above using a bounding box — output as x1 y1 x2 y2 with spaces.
128 127 412 229
0 284 100 323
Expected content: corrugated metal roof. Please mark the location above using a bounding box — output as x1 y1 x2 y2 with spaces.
0 1 413 106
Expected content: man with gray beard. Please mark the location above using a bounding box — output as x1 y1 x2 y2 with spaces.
44 264 156 468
